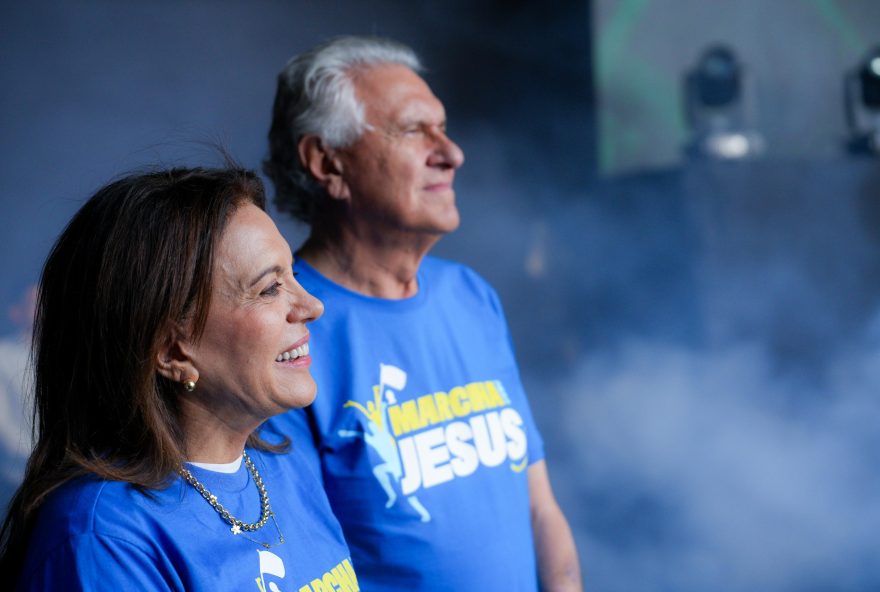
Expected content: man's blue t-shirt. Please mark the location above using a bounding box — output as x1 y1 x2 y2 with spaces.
269 256 544 591
17 447 357 591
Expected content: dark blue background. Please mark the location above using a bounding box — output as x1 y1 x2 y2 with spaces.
2 2 879 591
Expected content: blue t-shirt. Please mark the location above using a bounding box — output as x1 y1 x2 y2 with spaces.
17 447 358 592
269 256 544 591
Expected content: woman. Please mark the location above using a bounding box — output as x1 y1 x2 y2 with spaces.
0 167 358 591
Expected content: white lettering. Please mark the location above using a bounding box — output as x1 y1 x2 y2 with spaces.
398 436 421 495
446 421 479 478
500 408 527 460
396 411 528 495
471 412 507 468
415 426 454 489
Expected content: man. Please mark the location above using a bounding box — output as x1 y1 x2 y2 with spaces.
264 36 582 591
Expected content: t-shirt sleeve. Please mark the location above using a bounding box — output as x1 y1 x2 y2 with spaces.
480 272 546 465
19 533 178 591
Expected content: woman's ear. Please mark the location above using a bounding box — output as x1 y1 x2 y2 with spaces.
298 135 350 201
155 324 198 386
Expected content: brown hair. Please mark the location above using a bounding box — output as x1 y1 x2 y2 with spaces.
0 166 286 579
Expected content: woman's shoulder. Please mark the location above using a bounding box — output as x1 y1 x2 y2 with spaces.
32 477 149 544
29 474 186 561
18 478 154 585
19 476 193 590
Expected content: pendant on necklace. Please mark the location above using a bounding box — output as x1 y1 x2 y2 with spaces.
231 524 242 535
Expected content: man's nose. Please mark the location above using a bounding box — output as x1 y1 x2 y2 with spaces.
429 130 465 169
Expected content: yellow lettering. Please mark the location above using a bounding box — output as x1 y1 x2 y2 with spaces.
484 380 507 408
449 386 470 416
310 579 327 592
417 394 440 427
298 586 312 592
433 391 454 422
331 564 355 592
465 382 489 412
386 382 508 436
322 572 340 591
388 400 421 436
342 559 359 591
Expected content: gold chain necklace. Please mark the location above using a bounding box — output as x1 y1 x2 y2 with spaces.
178 451 285 549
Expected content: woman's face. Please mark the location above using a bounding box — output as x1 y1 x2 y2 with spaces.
186 203 323 428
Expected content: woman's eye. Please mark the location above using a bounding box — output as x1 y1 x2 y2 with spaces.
261 282 282 296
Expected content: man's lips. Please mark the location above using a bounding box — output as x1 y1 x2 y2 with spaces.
424 181 454 191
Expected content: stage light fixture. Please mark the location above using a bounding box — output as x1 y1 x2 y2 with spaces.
683 44 764 160
860 55 880 108
845 46 880 155
694 46 740 108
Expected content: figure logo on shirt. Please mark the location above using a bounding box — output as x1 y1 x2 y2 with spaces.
337 363 432 522
254 550 359 592
255 550 285 592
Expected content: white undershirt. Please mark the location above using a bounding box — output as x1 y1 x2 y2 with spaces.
187 455 244 474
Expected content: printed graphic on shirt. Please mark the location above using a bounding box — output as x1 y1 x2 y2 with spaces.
254 551 358 592
337 364 431 522
338 363 529 521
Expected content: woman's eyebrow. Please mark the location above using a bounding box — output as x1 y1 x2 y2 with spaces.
247 265 284 288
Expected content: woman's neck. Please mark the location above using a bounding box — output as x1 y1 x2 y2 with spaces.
178 399 254 463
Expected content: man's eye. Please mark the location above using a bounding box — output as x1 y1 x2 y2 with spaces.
261 282 282 296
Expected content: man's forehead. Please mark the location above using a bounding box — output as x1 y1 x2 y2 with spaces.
354 65 431 100
354 64 444 119
352 62 421 84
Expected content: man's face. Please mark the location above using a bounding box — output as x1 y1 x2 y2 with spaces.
335 64 465 236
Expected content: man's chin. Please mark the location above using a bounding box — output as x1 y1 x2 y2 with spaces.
443 214 461 234
429 210 461 235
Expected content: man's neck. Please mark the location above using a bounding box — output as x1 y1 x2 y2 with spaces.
299 224 441 299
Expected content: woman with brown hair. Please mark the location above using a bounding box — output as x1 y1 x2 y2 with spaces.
0 166 358 591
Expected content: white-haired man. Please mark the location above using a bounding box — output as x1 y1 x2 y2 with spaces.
264 36 582 591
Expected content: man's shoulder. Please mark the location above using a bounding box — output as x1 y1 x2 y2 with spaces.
422 256 494 293
422 256 502 311
421 255 474 275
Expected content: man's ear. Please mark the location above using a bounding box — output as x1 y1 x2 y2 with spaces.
155 324 199 386
298 135 350 201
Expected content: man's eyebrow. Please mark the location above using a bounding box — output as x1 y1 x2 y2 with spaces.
248 265 284 288
394 117 448 130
